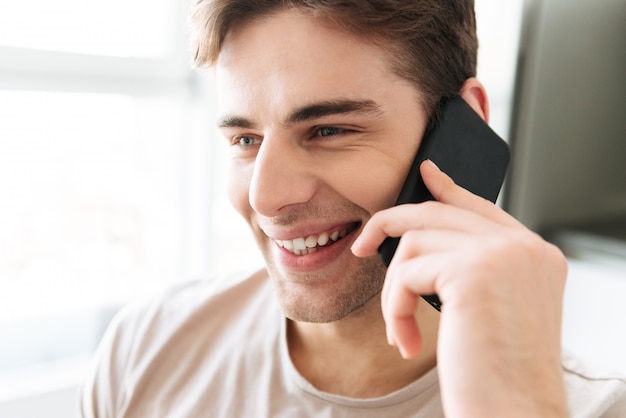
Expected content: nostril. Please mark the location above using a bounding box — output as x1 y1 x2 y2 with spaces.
249 170 318 217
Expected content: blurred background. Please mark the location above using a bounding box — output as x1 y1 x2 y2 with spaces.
0 0 624 416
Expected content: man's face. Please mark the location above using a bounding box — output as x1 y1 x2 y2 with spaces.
215 9 428 323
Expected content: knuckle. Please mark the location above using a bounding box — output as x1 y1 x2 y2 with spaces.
420 200 440 211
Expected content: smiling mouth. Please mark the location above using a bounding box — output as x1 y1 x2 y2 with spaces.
274 223 360 256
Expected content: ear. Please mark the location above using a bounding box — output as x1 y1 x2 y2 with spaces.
459 78 490 123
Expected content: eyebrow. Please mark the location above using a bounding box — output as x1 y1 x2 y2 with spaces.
216 99 382 129
286 99 383 124
217 115 255 129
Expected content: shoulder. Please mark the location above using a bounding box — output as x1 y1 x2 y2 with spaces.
120 267 268 319
562 351 626 417
79 268 273 417
108 267 273 353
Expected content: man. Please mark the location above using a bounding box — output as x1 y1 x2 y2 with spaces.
80 1 626 416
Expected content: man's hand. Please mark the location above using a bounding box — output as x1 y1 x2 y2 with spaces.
352 160 568 417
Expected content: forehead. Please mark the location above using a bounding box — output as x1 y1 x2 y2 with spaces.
214 9 416 119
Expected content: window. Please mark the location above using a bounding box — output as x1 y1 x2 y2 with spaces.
0 0 174 57
0 0 253 408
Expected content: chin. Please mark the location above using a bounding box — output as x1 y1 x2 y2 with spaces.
268 256 386 323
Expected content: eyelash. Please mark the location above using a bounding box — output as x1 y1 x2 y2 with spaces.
230 126 354 149
312 126 351 139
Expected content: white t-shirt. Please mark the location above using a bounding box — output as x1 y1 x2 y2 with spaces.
79 269 626 417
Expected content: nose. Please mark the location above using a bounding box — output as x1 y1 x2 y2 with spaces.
248 134 317 217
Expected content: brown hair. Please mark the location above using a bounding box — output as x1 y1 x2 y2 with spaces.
189 0 478 117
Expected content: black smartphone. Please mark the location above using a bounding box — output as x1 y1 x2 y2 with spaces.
378 96 510 311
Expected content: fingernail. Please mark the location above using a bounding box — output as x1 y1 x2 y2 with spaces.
426 159 441 171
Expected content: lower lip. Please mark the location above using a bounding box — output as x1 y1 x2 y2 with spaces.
273 231 358 272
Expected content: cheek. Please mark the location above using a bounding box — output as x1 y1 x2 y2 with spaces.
323 151 414 214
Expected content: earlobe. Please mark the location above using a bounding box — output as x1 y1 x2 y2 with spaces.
459 78 490 123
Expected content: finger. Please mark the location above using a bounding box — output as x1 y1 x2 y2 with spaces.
382 252 450 319
382 268 422 359
379 230 473 324
391 229 477 262
379 230 475 316
388 312 422 359
352 202 498 257
383 253 454 358
421 159 523 229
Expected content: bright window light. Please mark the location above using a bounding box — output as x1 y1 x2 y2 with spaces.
0 90 187 320
0 1 204 412
0 0 176 57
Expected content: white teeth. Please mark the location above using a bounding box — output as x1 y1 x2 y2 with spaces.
276 227 352 255
318 232 329 246
305 235 317 248
292 248 318 256
293 237 306 250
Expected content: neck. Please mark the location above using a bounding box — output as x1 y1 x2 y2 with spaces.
287 295 439 398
